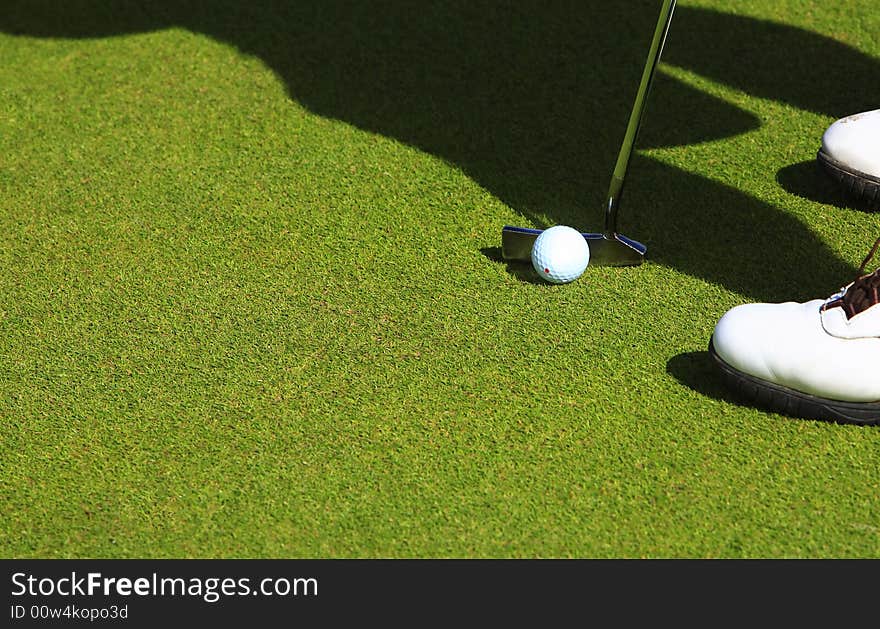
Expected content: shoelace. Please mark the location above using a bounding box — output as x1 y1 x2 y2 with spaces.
823 236 880 318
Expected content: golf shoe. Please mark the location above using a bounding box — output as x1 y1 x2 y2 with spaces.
818 109 880 209
709 237 880 425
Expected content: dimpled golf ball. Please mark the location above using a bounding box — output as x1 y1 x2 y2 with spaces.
531 225 590 284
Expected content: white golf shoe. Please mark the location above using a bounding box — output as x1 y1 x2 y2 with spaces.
817 109 880 209
709 238 880 425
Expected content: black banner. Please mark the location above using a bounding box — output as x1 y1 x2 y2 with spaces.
1 559 872 626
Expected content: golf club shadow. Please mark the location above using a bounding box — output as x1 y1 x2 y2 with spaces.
2 2 877 300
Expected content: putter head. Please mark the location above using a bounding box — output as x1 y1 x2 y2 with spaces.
501 226 646 267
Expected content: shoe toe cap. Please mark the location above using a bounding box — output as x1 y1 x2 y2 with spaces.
712 302 795 384
821 109 880 177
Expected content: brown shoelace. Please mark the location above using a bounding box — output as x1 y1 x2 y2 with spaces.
822 236 880 319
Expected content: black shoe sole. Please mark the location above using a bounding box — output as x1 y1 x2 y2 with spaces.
817 149 880 210
708 336 880 426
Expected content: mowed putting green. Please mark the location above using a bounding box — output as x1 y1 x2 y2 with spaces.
1 1 879 558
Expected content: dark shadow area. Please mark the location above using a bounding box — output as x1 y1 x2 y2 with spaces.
778 160 880 213
777 160 851 209
627 157 855 300
663 9 880 120
668 351 880 427
480 247 544 284
2 1 877 299
666 351 738 404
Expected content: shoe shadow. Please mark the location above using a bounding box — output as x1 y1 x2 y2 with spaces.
666 351 739 405
778 160 880 214
1 1 876 300
776 160 852 209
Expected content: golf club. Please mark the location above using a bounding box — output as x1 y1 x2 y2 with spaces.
501 0 677 266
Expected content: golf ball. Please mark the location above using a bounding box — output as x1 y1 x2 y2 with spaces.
531 225 590 283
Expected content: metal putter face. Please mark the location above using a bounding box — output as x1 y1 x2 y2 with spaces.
501 226 647 267
499 0 676 270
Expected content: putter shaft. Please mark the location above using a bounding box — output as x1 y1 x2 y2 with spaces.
501 0 677 266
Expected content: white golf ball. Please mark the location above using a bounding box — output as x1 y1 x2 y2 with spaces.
531 225 590 284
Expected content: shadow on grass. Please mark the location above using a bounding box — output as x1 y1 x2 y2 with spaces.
2 1 878 300
778 160 880 214
666 351 739 405
629 158 855 301
668 351 880 427
777 160 850 209
480 246 543 284
666 350 787 422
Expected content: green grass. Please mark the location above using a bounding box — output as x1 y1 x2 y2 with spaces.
1 0 879 558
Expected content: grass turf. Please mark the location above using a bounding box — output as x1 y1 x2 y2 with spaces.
1 0 879 558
